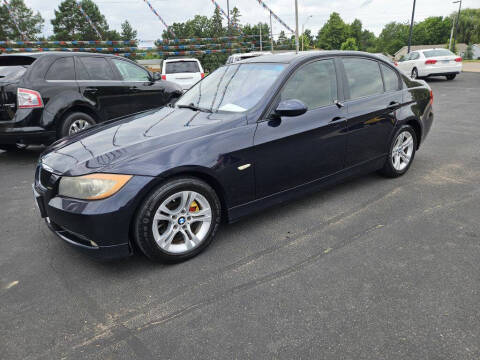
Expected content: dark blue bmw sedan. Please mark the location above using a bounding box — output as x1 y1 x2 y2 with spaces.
33 51 434 262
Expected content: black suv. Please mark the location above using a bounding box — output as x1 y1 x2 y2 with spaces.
0 52 182 150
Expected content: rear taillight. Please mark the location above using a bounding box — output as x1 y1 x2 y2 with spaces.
429 89 433 106
425 59 437 65
455 57 462 62
17 88 43 109
201 73 205 79
161 75 167 80
394 61 398 66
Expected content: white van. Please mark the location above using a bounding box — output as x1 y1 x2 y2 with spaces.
161 58 204 91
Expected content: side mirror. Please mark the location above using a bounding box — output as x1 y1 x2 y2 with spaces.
275 99 308 117
152 72 162 81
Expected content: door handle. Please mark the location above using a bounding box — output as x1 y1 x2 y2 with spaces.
84 87 98 94
334 100 344 108
387 101 400 109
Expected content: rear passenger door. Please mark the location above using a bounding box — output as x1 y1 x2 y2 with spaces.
341 57 403 167
110 58 169 113
75 56 131 120
43 57 79 114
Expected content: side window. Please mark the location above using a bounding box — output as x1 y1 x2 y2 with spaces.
280 59 337 110
343 58 383 99
77 57 115 81
45 57 75 80
112 59 150 81
409 52 420 60
381 64 400 92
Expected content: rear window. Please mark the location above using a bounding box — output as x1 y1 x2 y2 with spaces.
46 57 75 80
165 61 200 74
423 49 454 58
0 66 27 81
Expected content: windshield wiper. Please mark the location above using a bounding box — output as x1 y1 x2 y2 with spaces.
177 103 212 113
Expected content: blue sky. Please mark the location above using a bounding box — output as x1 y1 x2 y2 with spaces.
25 0 479 41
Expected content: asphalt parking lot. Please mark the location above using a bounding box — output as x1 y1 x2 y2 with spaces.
1 72 480 359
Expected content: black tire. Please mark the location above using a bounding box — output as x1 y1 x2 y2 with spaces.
59 112 96 138
411 68 418 79
0 143 27 152
134 177 221 263
379 125 417 178
446 74 456 80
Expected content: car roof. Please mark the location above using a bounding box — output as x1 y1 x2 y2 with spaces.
164 58 200 62
238 50 391 65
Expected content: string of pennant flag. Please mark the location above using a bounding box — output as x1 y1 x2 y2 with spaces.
118 47 258 57
0 42 258 53
254 0 295 33
141 0 176 38
208 0 243 34
75 1 103 39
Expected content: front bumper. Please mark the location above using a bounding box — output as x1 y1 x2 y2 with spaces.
33 170 156 260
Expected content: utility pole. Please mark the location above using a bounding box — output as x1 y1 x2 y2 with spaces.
452 0 462 53
449 14 456 51
270 11 274 52
295 0 299 54
227 0 230 35
259 23 263 51
407 0 416 54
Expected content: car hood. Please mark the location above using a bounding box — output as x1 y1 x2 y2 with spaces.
41 107 245 176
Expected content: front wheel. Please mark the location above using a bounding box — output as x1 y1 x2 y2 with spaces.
446 74 456 80
379 125 417 178
134 177 221 262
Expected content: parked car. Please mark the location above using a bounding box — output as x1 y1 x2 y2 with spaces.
397 48 462 80
226 51 273 64
33 51 433 262
161 58 204 91
0 52 182 151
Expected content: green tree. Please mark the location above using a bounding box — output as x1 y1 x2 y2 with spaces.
376 22 410 55
0 0 43 40
210 7 224 37
361 29 377 52
464 44 473 60
51 0 112 40
316 12 349 50
451 8 480 44
349 19 363 47
229 6 242 35
120 20 137 41
341 37 359 51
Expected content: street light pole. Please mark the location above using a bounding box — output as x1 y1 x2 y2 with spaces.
259 23 263 51
295 0 299 54
270 11 274 52
227 0 230 35
302 15 313 52
407 0 417 54
452 0 462 53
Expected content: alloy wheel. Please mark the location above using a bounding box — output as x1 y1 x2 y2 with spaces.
411 68 418 79
391 131 414 171
152 191 212 254
69 119 91 135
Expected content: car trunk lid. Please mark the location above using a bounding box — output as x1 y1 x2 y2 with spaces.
0 56 36 121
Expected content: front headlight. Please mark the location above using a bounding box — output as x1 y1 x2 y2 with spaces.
58 173 132 200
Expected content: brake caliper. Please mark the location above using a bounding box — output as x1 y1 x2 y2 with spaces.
189 200 199 213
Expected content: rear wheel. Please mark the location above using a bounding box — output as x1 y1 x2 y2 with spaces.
59 112 96 138
411 68 418 79
134 177 221 262
446 74 456 80
379 125 417 178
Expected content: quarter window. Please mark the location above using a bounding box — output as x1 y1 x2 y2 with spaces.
381 64 399 92
77 57 115 81
45 57 75 80
343 58 383 99
112 59 150 81
281 59 337 109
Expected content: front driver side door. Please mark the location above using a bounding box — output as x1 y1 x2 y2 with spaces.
253 58 347 199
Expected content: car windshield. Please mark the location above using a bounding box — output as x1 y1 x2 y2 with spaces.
177 63 286 113
165 61 200 74
423 49 454 58
0 66 27 80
